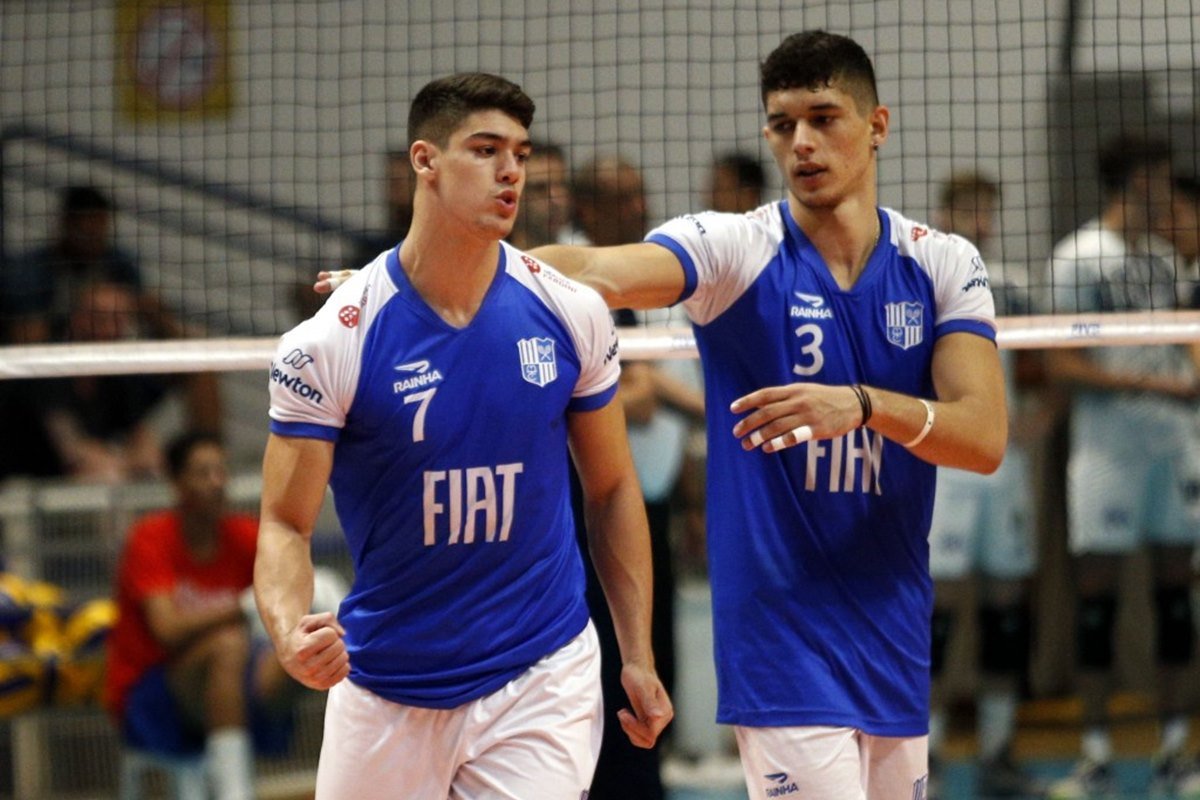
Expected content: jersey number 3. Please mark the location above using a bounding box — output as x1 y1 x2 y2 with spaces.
792 323 825 377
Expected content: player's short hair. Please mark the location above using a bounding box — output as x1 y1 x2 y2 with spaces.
166 430 223 480
938 171 1000 211
714 151 766 192
408 72 535 147
1097 133 1171 194
760 30 879 113
61 185 112 216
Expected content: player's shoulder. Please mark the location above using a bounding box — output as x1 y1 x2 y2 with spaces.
885 207 977 262
503 242 609 317
280 256 396 349
659 201 785 242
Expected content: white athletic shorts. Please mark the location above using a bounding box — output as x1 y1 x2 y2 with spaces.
735 725 929 800
928 447 1036 581
314 621 603 800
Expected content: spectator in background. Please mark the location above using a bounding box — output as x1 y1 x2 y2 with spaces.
571 154 700 800
0 282 171 483
1044 135 1200 799
1142 174 1200 307
704 151 767 213
105 432 341 800
508 141 573 249
0 185 222 478
925 172 1049 799
2 185 183 344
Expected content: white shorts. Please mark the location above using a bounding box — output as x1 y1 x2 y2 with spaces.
315 622 603 800
735 725 928 800
928 447 1036 581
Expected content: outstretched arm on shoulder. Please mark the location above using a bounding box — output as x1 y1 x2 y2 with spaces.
529 243 685 310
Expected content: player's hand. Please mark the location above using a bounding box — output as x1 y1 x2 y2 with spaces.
314 270 356 294
617 663 674 749
730 382 861 453
277 611 350 690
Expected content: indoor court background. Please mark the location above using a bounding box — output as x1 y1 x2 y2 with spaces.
2 1 1200 798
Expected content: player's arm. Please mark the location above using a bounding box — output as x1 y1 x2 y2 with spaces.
256 433 350 690
317 243 686 309
568 399 674 748
731 331 1007 473
529 242 685 310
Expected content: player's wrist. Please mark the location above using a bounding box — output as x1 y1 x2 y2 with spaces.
850 383 873 427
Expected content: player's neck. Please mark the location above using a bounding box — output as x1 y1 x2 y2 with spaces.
400 216 502 328
792 196 880 290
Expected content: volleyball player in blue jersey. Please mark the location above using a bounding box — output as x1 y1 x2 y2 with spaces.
256 72 671 799
532 32 1006 800
315 32 1006 800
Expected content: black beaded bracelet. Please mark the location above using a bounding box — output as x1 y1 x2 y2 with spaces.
851 383 872 427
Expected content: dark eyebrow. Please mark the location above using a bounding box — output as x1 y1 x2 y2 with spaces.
767 101 844 122
466 131 533 150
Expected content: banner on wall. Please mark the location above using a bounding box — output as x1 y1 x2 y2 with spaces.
116 0 232 121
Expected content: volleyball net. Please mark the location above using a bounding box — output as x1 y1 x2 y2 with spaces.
2 1 1198 341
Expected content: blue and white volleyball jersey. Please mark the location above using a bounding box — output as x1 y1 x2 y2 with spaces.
267 242 620 708
646 201 996 736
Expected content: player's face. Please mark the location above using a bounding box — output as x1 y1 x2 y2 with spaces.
432 110 531 239
762 83 886 211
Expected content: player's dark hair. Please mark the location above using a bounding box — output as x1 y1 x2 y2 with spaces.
939 171 1000 211
166 430 223 480
1097 133 1171 194
408 72 535 146
714 151 766 193
760 30 879 113
61 185 112 216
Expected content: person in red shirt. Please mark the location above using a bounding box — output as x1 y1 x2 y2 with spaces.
105 431 295 800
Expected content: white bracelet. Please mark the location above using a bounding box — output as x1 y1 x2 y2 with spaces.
902 398 935 448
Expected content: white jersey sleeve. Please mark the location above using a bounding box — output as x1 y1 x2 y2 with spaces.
645 207 784 326
505 245 621 405
888 211 997 332
268 259 393 436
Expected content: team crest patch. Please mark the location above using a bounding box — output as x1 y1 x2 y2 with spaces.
518 337 558 387
885 301 924 350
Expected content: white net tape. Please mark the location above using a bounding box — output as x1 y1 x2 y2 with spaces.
2 311 1200 379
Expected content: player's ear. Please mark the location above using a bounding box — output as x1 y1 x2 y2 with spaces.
411 141 436 176
869 106 889 151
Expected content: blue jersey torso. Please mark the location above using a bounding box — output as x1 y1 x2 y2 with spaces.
268 244 619 707
648 202 997 735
